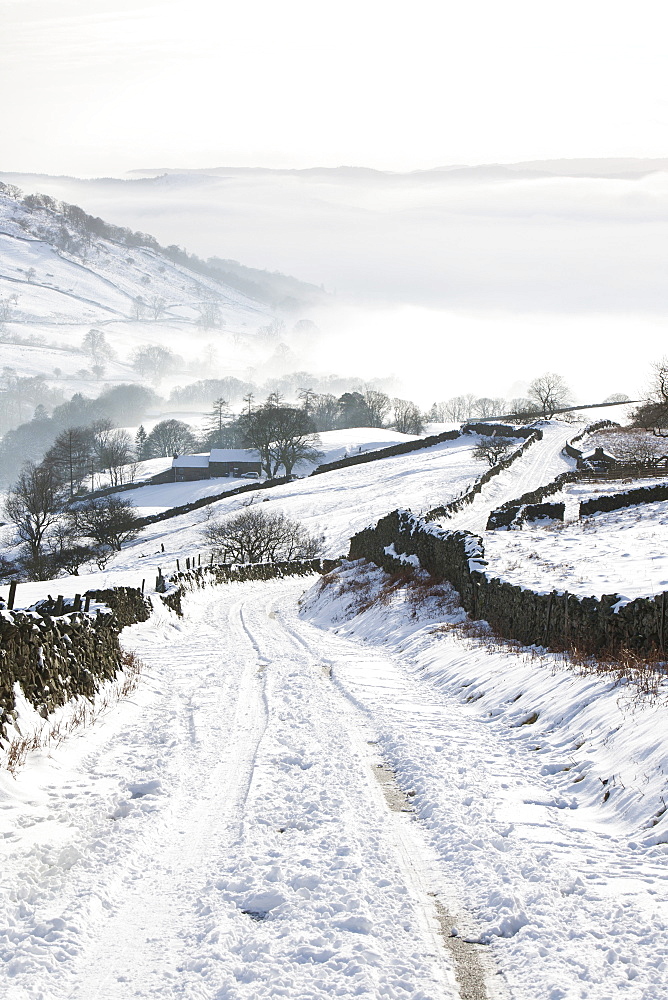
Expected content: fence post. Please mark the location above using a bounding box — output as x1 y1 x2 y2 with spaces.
7 580 17 610
544 593 554 645
176 559 180 573
141 579 145 594
73 594 81 612
55 595 64 616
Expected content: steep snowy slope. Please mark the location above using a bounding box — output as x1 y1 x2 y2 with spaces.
0 187 283 401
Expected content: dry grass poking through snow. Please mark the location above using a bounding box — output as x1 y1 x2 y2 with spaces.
2 650 144 776
316 561 668 705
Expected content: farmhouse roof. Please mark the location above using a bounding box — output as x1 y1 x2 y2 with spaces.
581 447 618 462
172 454 210 468
209 448 261 463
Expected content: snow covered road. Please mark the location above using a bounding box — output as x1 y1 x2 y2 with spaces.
0 582 465 1000
443 422 576 535
3 567 668 999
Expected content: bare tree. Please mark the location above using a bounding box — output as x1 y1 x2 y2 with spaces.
0 293 19 322
149 295 166 320
81 328 115 365
71 496 142 551
363 389 392 428
132 297 148 320
393 398 424 435
43 426 97 496
472 436 516 467
632 359 668 436
240 401 322 478
50 518 98 575
472 397 506 419
146 419 196 457
603 393 630 403
311 393 340 431
442 394 477 422
95 428 135 485
203 508 321 563
197 297 222 329
132 344 179 383
527 373 572 419
4 463 64 578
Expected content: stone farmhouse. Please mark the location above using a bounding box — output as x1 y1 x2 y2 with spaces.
172 448 262 482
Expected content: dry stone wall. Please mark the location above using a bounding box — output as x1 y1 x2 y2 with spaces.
349 509 667 654
0 586 151 740
161 558 339 616
425 427 543 521
311 429 462 475
486 470 578 529
579 482 668 517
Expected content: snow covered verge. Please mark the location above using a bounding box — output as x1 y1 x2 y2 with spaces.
0 646 142 775
300 560 668 997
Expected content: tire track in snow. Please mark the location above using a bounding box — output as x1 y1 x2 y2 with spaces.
196 583 460 999
66 597 272 1000
246 592 497 1000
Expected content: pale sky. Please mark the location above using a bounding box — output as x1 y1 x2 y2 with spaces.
2 0 668 177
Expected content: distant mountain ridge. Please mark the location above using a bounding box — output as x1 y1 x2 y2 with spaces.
122 157 668 181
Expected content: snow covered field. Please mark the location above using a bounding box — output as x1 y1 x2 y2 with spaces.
112 428 426 515
484 483 668 600
441 422 576 535
2 422 668 997
0 191 284 405
0 433 483 610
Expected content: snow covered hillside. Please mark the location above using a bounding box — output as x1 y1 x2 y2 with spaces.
0 186 295 403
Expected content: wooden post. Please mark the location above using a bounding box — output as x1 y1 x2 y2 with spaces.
55 595 64 616
210 553 214 566
176 559 180 573
198 553 201 566
186 557 190 571
161 542 165 552
7 581 17 610
544 593 554 645
73 594 81 612
84 594 91 612
141 579 145 594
